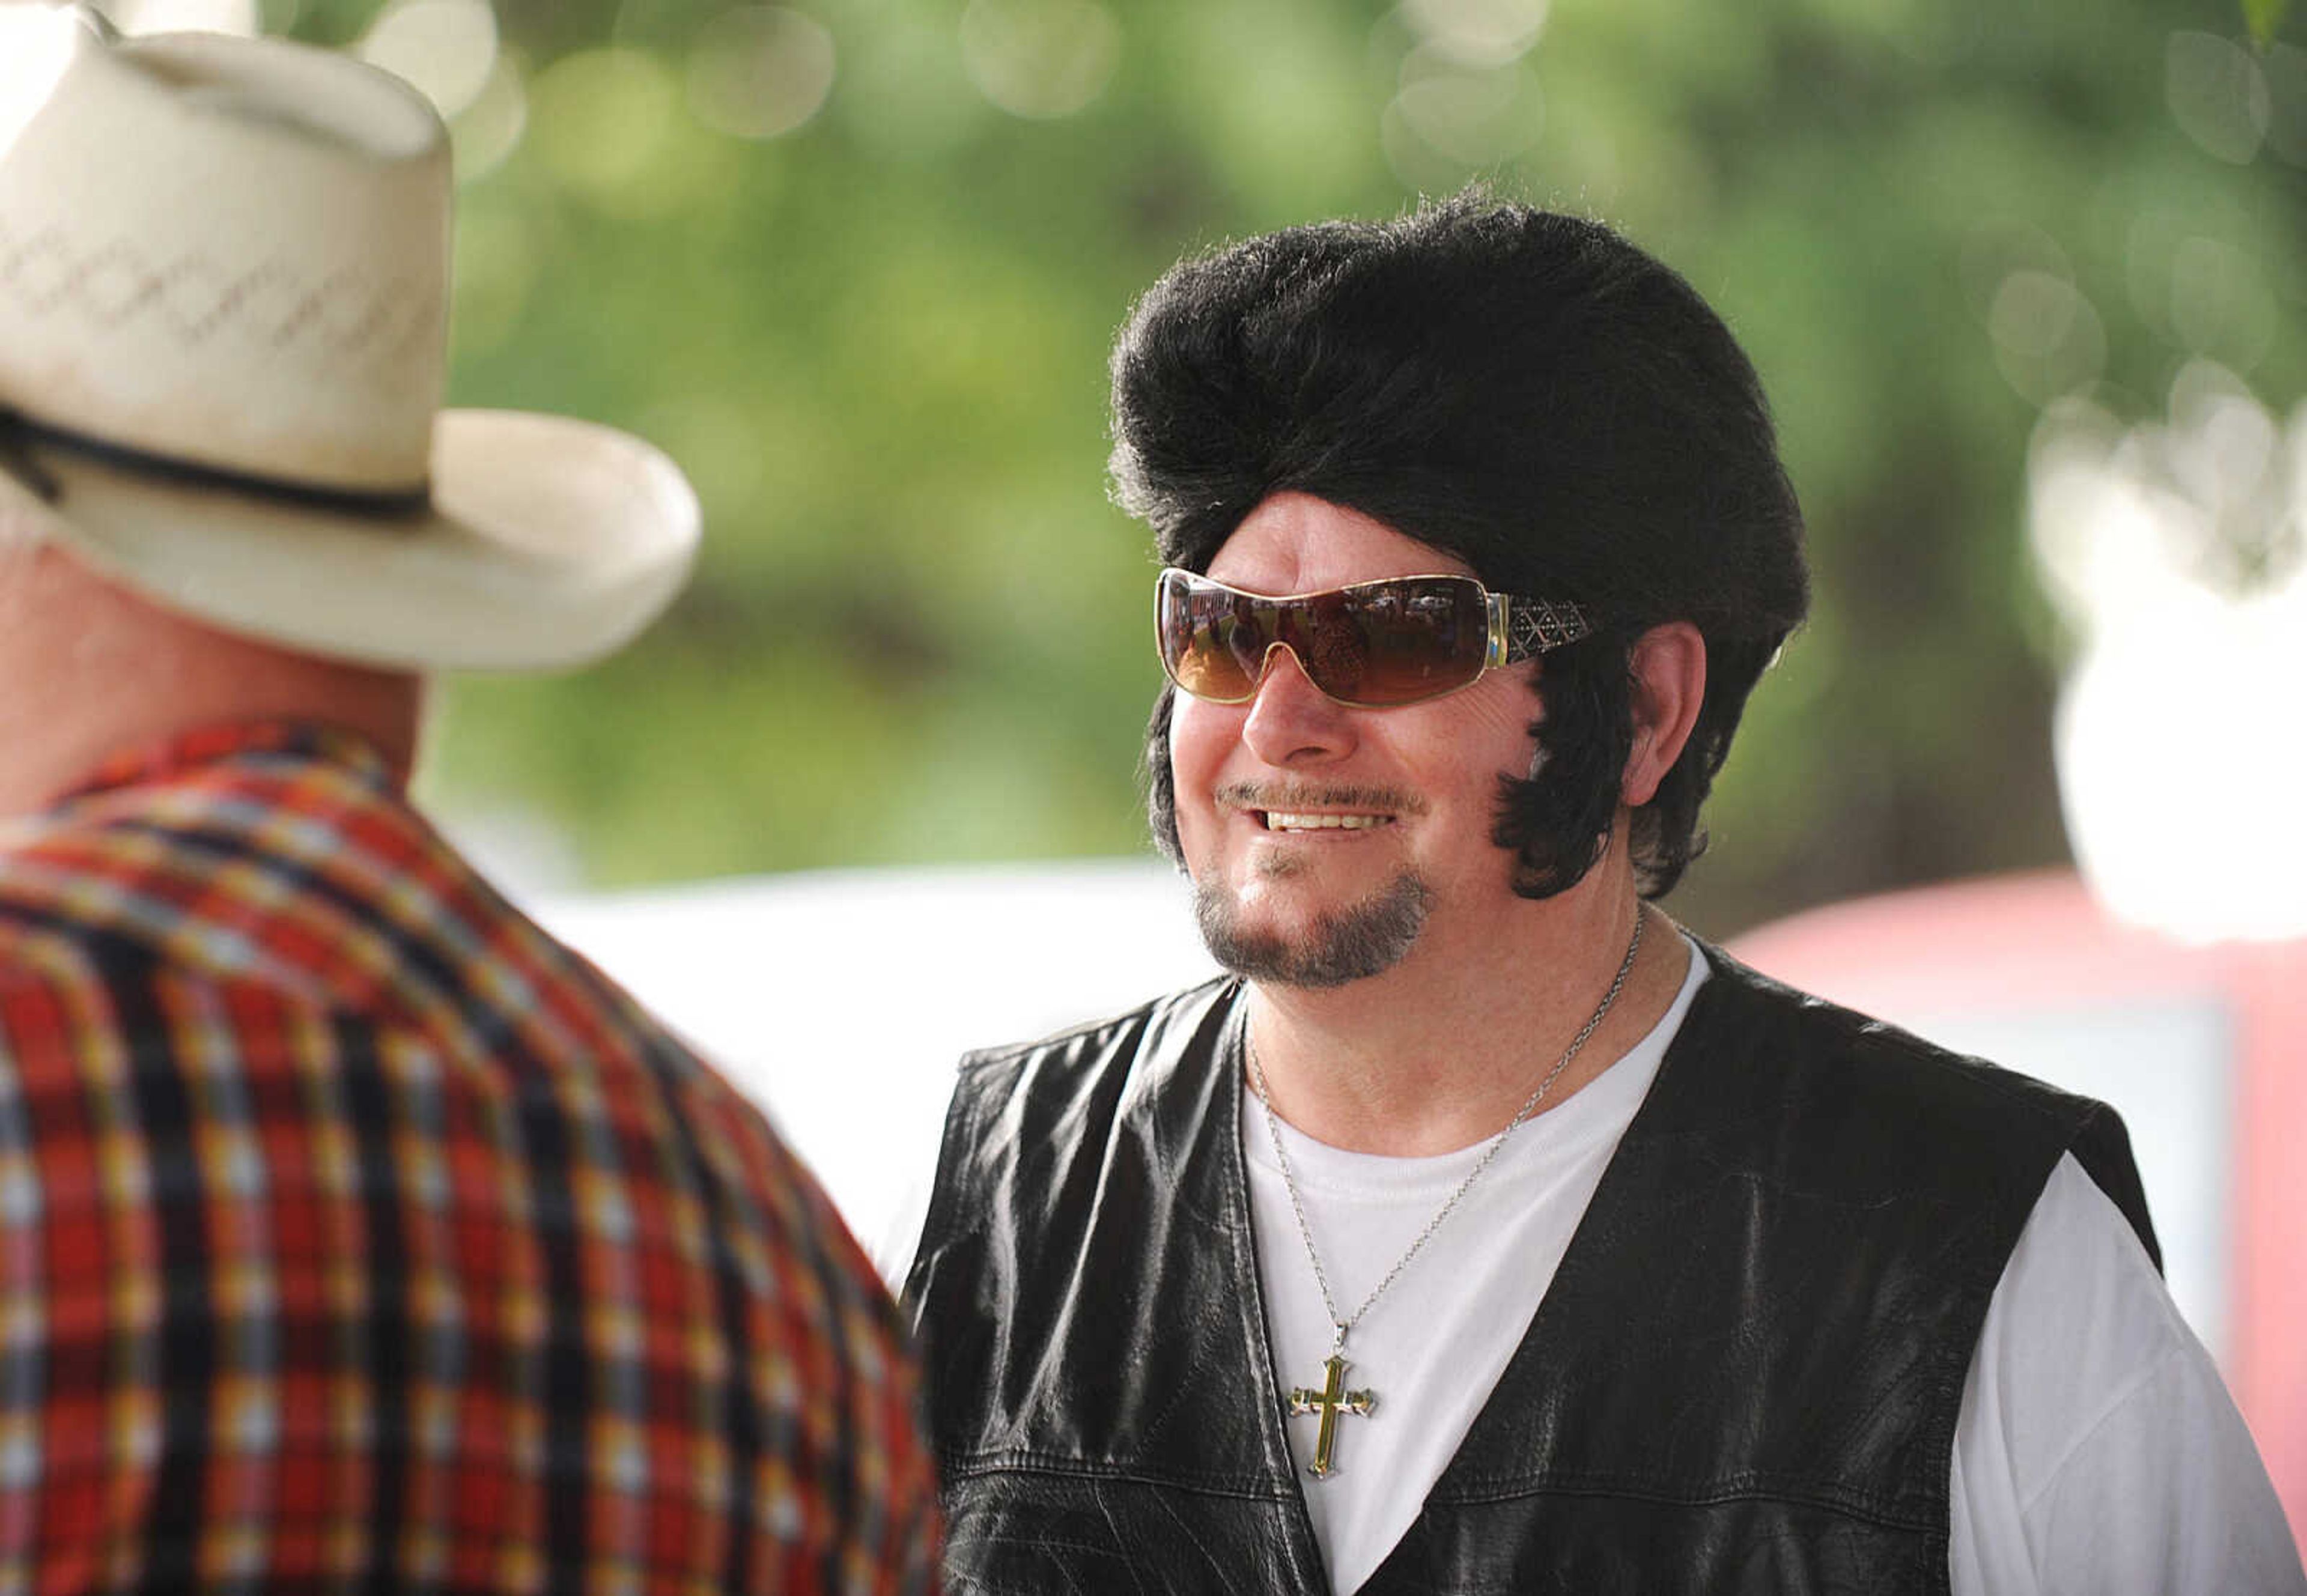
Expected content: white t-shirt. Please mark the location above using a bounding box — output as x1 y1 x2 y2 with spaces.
1244 937 2305 1595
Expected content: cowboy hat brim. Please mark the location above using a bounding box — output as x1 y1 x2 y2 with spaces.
2 407 700 673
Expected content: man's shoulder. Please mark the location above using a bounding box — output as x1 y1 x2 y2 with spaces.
0 792 854 1269
0 795 226 995
1683 939 2160 1261
1 760 633 1063
1691 939 2113 1123
1 760 440 1006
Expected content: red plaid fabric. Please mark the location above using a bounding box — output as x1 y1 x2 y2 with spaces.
0 721 938 1594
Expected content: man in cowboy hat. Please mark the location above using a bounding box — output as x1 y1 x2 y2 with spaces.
0 10 936 1586
901 200 2305 1594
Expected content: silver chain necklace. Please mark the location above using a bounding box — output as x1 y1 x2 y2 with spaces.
1248 908 1646 1479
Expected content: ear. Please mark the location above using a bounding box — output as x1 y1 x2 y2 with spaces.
1620 622 1706 808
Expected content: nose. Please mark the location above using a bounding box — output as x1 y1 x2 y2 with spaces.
1241 642 1358 767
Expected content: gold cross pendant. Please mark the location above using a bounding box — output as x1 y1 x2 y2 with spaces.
1288 1353 1375 1479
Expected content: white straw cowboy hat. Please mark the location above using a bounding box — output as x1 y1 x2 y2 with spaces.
0 5 699 671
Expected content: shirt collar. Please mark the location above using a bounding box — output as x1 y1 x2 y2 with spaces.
61 719 401 804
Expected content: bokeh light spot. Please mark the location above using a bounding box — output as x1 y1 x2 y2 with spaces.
360 0 499 121
1960 219 2070 326
1399 0 1548 69
2263 41 2307 168
688 7 836 140
529 47 680 205
2031 371 2307 941
2165 31 2269 165
449 51 527 184
1383 45 1542 185
2165 361 2281 529
1990 270 2082 360
960 0 1120 121
1989 269 2106 405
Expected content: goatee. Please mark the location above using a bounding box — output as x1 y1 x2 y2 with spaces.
1193 868 1433 989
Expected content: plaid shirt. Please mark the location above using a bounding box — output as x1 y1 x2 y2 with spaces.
0 722 938 1595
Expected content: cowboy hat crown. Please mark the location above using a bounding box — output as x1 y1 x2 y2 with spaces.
0 4 699 671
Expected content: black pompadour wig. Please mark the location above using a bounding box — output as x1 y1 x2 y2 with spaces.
1112 194 1811 900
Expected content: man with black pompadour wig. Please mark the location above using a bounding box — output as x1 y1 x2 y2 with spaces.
899 196 2304 1595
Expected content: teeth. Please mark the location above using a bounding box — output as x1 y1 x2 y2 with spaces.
1263 812 1393 831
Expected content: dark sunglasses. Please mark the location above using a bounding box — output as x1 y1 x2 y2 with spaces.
1155 567 1593 709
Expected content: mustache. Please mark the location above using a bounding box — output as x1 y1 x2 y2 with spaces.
1215 781 1429 816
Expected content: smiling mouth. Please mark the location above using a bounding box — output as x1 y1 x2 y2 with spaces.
1218 781 1421 836
1259 810 1396 833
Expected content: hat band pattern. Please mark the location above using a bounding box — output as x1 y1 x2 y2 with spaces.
0 222 440 368
0 407 431 520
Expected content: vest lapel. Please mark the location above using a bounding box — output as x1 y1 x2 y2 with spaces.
1209 997 1337 1589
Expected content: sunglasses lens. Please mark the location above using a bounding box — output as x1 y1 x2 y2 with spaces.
1157 568 1265 702
1335 577 1489 704
1157 571 1494 707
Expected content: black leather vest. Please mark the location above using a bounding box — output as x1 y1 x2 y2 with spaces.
905 945 2158 1595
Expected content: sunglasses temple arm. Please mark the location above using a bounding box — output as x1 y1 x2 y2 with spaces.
1494 595 1599 665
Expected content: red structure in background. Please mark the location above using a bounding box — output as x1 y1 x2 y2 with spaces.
1733 869 2307 1547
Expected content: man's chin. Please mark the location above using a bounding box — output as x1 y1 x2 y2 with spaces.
1191 869 1433 990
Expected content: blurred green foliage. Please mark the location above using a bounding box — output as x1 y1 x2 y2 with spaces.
282 0 2300 933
